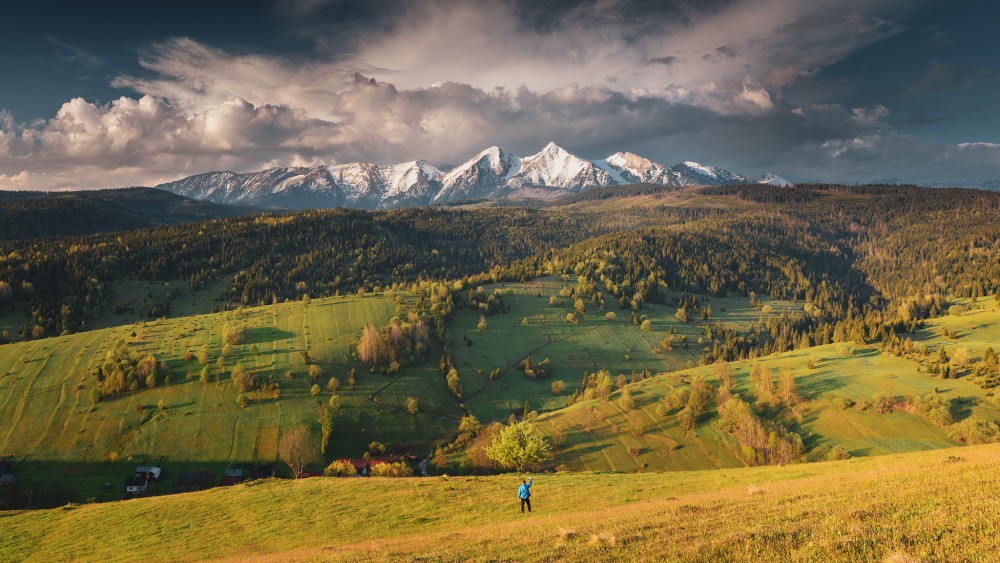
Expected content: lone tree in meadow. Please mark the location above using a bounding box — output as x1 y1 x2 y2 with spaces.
279 426 318 479
485 421 552 472
222 324 245 345
231 363 253 393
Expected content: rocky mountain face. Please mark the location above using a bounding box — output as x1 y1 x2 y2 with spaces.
156 143 778 209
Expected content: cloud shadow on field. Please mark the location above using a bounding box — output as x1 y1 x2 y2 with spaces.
796 371 849 400
241 327 296 345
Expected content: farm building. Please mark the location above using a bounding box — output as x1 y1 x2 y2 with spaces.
135 466 162 480
221 467 244 486
125 476 148 494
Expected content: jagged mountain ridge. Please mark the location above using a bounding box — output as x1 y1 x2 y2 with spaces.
156 143 770 209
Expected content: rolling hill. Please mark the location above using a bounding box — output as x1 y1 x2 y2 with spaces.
0 277 796 502
2 277 996 507
0 291 465 503
2 443 998 561
445 277 799 422
536 302 1000 472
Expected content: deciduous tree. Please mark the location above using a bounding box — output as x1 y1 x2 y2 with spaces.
279 426 317 479
485 421 552 472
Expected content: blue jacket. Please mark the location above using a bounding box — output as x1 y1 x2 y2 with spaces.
518 478 532 499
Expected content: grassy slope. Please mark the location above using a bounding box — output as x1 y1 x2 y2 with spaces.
1 276 997 498
0 293 463 498
536 297 1000 472
2 444 998 562
453 278 792 421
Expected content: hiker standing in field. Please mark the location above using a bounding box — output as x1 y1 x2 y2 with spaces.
518 477 533 513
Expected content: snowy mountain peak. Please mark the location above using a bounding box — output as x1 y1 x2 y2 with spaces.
515 143 612 191
670 161 755 185
678 161 715 176
539 141 569 155
759 173 793 187
448 146 510 176
433 146 521 203
157 143 772 209
606 151 655 172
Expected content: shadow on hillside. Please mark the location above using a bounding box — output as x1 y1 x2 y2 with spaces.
797 372 849 400
789 409 823 450
950 397 975 422
566 443 613 458
561 428 612 458
0 458 268 510
242 327 296 346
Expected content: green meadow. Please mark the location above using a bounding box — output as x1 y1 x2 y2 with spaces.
2 282 997 500
0 293 463 498
537 297 1000 472
451 277 794 421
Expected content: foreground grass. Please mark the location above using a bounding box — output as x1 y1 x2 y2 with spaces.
2 444 999 561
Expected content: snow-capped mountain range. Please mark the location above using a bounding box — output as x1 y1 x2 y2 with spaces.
155 142 789 209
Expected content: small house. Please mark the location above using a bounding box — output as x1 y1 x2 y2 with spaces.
125 475 148 494
135 466 162 480
224 467 243 478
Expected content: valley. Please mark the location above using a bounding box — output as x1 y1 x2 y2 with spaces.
4 2 1000 560
1 181 999 560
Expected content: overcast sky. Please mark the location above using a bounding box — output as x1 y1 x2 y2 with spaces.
2 0 999 190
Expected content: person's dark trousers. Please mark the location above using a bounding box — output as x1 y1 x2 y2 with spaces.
521 498 531 513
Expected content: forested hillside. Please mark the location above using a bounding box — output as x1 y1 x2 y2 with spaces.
0 184 997 344
0 188 251 241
